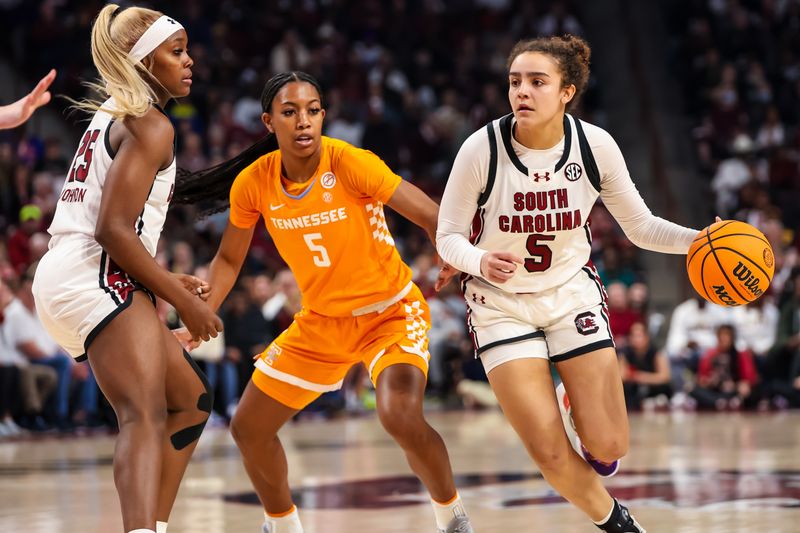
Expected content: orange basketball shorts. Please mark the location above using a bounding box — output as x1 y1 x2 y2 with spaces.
252 284 430 410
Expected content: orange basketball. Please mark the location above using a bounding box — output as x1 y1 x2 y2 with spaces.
686 220 774 307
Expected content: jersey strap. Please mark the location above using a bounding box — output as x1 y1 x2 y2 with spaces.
477 121 499 207
573 117 601 192
104 119 117 158
499 113 527 176
497 113 573 176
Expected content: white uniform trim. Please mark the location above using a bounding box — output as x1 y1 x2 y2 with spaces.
351 281 412 316
254 359 344 393
468 264 615 372
366 346 429 380
367 349 387 377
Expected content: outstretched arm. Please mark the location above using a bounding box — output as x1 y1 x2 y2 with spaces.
0 69 56 129
386 181 465 290
175 221 253 351
385 180 439 245
207 222 256 312
595 128 700 253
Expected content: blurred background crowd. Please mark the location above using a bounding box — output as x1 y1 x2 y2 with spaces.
0 0 799 438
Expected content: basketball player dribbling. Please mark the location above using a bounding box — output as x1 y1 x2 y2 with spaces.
175 72 473 533
31 6 221 533
436 35 705 532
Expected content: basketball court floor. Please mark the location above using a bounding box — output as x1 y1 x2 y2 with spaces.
2 410 799 532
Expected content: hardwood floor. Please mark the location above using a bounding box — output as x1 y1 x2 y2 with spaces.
1 410 799 532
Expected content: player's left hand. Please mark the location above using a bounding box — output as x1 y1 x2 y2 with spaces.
435 263 459 292
172 326 201 351
174 273 211 301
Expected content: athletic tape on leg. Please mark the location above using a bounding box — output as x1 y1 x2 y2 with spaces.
170 350 214 450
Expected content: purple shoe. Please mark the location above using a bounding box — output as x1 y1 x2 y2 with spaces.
581 443 620 478
555 383 620 478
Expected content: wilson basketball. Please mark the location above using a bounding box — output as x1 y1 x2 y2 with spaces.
686 220 774 306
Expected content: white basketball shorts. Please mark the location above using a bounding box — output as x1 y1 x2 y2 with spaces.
32 235 153 361
463 262 615 374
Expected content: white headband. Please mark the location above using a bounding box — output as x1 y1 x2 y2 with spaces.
128 15 185 63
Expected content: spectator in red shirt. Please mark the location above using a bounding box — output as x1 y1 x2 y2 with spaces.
691 324 759 410
7 205 43 274
607 282 643 349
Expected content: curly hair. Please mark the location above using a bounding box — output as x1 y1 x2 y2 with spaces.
506 34 591 112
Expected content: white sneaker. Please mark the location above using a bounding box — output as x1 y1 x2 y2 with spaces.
262 523 304 533
555 383 619 477
261 512 303 533
0 419 22 437
439 516 474 533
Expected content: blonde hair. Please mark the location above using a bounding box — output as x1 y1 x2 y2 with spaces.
72 4 164 119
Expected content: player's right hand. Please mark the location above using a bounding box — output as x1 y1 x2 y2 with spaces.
480 251 523 283
173 273 211 301
434 262 459 292
172 327 201 351
177 297 223 342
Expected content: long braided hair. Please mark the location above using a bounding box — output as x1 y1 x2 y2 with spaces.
172 71 324 217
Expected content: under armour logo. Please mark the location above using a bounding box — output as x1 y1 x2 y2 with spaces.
472 293 485 304
532 172 550 182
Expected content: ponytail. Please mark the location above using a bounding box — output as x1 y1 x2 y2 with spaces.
70 4 163 119
172 135 278 217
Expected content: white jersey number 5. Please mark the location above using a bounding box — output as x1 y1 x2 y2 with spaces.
303 233 331 267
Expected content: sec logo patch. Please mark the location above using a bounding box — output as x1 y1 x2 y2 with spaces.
565 162 583 182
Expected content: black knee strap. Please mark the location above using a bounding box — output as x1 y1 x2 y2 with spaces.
170 350 214 451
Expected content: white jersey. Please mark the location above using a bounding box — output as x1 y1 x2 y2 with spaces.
437 113 698 294
48 99 176 256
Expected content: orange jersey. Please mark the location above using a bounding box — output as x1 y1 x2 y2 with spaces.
229 136 412 317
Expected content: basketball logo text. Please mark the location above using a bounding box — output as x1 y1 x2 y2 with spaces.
265 344 282 365
763 248 774 269
732 261 763 298
712 284 739 306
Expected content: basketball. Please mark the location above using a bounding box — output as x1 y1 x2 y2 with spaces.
686 220 774 306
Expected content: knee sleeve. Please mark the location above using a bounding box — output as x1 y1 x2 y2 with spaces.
170 350 214 451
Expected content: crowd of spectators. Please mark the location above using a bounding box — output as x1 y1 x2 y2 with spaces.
8 1 798 439
0 0 632 434
617 0 800 412
668 0 800 294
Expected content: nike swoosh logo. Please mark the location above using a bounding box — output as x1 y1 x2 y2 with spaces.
269 203 285 211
